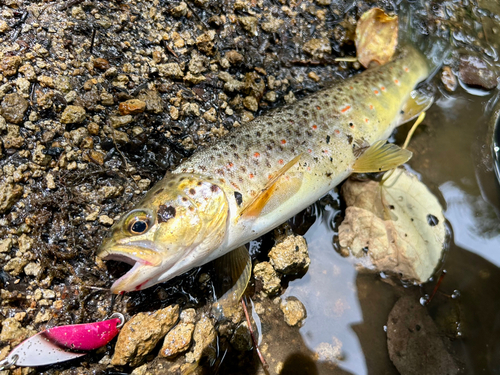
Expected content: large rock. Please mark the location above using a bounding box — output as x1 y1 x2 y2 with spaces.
111 305 179 367
0 177 23 213
269 234 310 275
1 93 28 124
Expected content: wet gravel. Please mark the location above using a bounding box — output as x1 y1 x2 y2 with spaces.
0 0 497 374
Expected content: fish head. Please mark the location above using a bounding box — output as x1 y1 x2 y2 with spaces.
98 173 229 293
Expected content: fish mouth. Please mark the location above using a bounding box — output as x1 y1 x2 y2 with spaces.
98 241 167 293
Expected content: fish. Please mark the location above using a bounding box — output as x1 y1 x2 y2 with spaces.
98 44 435 294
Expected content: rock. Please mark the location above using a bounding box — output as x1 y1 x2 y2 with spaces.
24 262 42 277
225 50 244 65
1 93 28 124
2 124 24 148
137 90 163 114
60 105 86 124
68 127 89 145
184 72 206 85
0 177 23 213
185 314 216 364
230 322 252 351
261 16 284 33
83 150 105 165
387 296 459 375
18 63 35 81
160 321 195 357
253 262 281 296
219 72 245 92
54 76 73 93
34 309 52 323
111 305 179 367
15 77 30 94
170 2 187 17
32 144 51 165
18 234 33 253
119 99 146 115
243 72 266 99
98 215 114 226
0 20 9 33
158 63 184 79
196 30 216 55
303 38 332 59
188 51 208 75
203 107 217 122
38 76 54 88
458 55 498 90
269 235 310 275
109 115 133 128
4 257 29 276
238 16 258 35
0 238 13 253
280 297 306 327
100 90 114 105
93 58 110 70
0 318 29 344
242 96 258 112
0 56 22 76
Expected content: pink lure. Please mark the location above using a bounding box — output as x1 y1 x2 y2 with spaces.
0 315 123 368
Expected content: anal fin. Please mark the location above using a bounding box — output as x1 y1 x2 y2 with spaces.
398 90 433 125
352 140 412 173
212 246 252 319
238 154 303 220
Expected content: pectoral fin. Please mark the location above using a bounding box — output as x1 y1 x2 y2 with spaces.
212 246 252 319
352 140 412 173
398 90 433 125
238 154 303 220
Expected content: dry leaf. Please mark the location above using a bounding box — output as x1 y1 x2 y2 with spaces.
355 8 398 68
338 169 445 282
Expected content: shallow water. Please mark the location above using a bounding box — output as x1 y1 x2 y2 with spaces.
273 86 500 374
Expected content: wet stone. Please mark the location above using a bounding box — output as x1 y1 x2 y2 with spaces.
0 238 12 253
230 321 253 352
238 16 258 35
303 38 332 59
60 105 86 124
160 321 195 357
109 115 133 128
137 90 163 114
111 305 179 367
0 318 29 344
4 257 28 276
280 297 307 327
119 99 146 115
458 55 498 90
225 50 244 65
254 262 281 296
93 58 110 70
0 56 22 77
0 177 23 213
185 314 216 364
269 234 310 275
243 96 258 111
1 93 28 124
54 76 72 93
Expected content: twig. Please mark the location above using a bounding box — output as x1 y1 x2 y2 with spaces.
241 298 269 373
163 39 179 59
402 111 426 150
90 27 97 55
426 270 446 305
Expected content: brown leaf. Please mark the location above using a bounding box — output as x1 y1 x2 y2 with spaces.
355 8 398 68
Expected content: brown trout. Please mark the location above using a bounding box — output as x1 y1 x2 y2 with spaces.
98 45 432 293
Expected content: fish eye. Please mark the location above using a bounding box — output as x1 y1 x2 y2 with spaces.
130 219 149 234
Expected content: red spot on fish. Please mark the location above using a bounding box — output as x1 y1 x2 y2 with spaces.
365 118 369 123
231 182 240 190
394 79 399 85
312 125 317 130
278 159 284 165
135 280 150 291
323 150 328 154
316 106 321 110
308 149 312 153
281 139 287 144
404 67 409 72
249 173 254 178
341 105 351 113
307 166 311 171
334 129 340 134
374 90 379 95
268 174 272 179
349 86 354 90
228 162 234 168
381 86 386 91
254 152 260 158
369 104 374 110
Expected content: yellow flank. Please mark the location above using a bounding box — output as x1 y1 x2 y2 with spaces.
98 45 431 293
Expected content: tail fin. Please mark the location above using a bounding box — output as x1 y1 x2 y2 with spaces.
397 1 451 80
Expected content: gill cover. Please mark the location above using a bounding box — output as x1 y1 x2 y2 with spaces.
98 173 229 293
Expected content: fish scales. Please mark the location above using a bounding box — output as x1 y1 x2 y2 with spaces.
176 46 427 208
98 45 430 293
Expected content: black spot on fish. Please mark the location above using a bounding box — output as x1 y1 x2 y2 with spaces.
211 184 219 192
157 205 176 223
326 172 332 177
154 188 164 196
389 205 395 210
326 135 330 144
400 110 405 114
189 188 196 195
347 135 353 144
427 214 439 226
234 191 243 206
